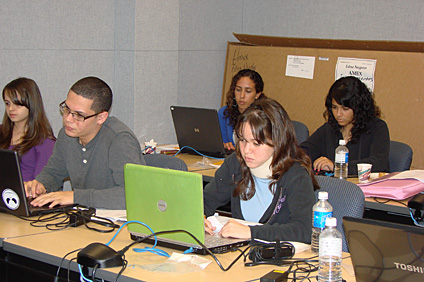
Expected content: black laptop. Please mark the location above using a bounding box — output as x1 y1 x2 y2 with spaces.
343 216 424 282
0 148 67 216
170 106 233 158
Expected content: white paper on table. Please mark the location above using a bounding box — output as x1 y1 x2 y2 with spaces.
95 209 127 222
388 170 424 184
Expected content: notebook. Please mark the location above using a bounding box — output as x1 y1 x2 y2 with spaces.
170 106 234 158
124 163 249 254
343 216 424 282
0 148 67 217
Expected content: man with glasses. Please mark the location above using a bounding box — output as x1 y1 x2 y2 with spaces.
25 77 144 209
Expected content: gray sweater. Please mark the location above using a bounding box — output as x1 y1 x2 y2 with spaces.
36 117 144 209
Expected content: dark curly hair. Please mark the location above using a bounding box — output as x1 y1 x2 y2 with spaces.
234 98 319 200
324 76 381 144
223 69 266 127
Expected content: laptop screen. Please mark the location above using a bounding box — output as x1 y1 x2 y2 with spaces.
124 164 205 247
343 216 424 282
170 106 227 158
0 148 30 216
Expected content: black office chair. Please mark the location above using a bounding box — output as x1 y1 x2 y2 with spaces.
144 153 188 171
292 120 309 144
389 140 413 172
315 176 365 252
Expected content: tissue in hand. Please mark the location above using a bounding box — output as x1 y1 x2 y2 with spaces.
206 215 262 234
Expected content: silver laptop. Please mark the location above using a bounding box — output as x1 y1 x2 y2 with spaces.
0 148 66 216
170 106 234 158
124 163 249 254
343 216 424 282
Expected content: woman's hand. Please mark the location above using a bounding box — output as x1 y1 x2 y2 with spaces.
219 219 251 239
313 156 334 172
204 218 216 235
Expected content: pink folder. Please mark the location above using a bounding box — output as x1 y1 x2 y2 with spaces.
358 171 424 200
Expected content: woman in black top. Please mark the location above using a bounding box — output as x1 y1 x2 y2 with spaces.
301 76 390 175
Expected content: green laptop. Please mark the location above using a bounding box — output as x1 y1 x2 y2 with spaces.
124 163 249 254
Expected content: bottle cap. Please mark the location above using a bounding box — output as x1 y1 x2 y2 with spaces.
325 217 337 227
339 140 346 145
318 191 328 200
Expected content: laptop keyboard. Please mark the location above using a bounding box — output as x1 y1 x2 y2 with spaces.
27 197 48 208
205 234 246 248
205 235 224 247
26 197 64 213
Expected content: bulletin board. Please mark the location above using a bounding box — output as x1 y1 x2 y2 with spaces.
222 34 424 169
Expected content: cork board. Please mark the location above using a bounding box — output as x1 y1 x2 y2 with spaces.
222 34 424 169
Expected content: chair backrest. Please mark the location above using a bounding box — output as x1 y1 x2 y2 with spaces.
143 154 188 171
292 120 309 144
389 140 413 172
315 176 365 252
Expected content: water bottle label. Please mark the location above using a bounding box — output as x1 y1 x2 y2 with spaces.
345 152 349 163
335 152 346 163
319 237 342 257
313 211 333 228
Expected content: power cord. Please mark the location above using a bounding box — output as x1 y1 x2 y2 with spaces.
102 221 250 271
244 257 320 282
120 229 250 271
59 220 250 281
172 145 225 160
245 240 295 266
1 204 120 232
54 248 82 282
409 208 424 227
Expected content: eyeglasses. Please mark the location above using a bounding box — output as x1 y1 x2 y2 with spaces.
59 101 100 122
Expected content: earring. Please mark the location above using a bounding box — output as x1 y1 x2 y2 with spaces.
232 97 237 108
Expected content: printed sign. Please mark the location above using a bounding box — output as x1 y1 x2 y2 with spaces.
335 57 377 91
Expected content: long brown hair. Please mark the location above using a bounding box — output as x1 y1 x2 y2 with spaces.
224 69 266 127
0 77 55 155
234 98 319 200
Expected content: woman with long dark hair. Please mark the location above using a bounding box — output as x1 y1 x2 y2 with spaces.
301 76 390 175
218 69 266 151
205 98 318 243
0 77 55 181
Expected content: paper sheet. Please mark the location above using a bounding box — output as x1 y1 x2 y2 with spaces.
389 170 424 183
335 57 377 91
95 209 127 222
285 55 315 79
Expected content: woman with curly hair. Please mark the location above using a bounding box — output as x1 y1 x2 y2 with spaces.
218 69 266 151
0 77 56 181
204 98 318 243
301 76 390 175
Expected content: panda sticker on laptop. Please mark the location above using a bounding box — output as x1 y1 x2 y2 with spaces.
2 188 20 210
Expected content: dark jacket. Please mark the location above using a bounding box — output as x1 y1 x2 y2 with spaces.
204 153 315 243
300 118 390 175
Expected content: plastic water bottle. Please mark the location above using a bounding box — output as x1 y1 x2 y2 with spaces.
311 191 333 254
318 217 343 282
334 140 348 180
